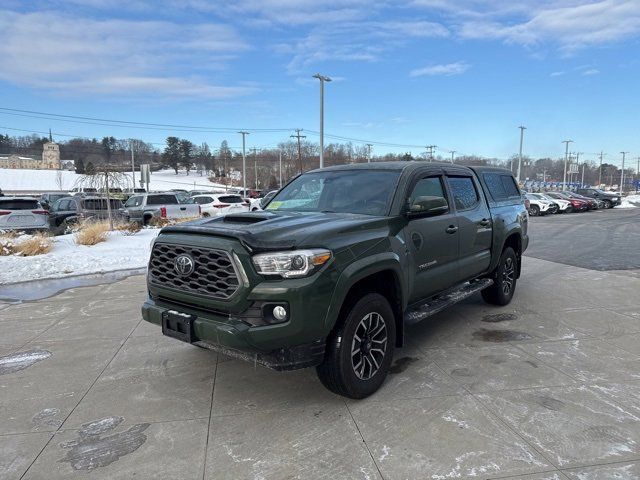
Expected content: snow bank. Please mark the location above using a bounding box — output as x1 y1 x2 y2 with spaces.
0 228 159 284
615 194 639 209
0 168 227 192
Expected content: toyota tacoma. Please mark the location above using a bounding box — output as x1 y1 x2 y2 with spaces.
142 162 529 398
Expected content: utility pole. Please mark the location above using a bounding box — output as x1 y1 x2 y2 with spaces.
291 129 305 174
238 131 249 194
561 140 573 190
450 150 456 163
279 151 283 188
636 157 640 192
130 140 135 189
620 151 628 195
250 148 259 190
517 126 526 183
597 151 605 186
581 162 585 186
366 143 373 163
426 145 437 161
312 74 331 169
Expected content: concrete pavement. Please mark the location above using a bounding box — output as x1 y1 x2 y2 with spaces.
1 256 640 479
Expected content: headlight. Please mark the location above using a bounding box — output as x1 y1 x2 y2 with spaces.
252 249 332 278
612 197 619 201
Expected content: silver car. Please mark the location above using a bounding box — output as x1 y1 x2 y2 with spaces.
0 197 49 231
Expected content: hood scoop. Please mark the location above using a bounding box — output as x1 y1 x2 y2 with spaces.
222 212 275 224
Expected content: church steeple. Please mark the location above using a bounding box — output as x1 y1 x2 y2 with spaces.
49 128 53 142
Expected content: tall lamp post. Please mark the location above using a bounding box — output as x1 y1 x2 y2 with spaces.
312 73 331 169
562 140 573 191
517 126 526 183
620 151 628 195
238 131 249 194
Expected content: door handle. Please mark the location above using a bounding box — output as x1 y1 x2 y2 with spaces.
445 225 458 234
479 218 491 227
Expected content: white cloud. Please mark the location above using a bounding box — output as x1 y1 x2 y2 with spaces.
284 20 449 74
550 71 565 76
0 9 253 98
421 0 640 52
582 68 600 75
409 61 471 77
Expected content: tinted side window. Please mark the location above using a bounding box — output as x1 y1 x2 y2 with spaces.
146 195 178 205
448 176 479 210
483 173 520 201
409 177 447 205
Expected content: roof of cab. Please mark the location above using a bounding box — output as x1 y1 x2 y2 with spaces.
310 161 474 173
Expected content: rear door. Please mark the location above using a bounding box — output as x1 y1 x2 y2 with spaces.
404 174 459 302
445 174 492 281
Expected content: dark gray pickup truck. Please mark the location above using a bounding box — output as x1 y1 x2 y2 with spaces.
142 162 529 398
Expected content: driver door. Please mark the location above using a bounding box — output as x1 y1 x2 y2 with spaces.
404 175 459 303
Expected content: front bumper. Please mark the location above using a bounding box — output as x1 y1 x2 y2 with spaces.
142 298 326 370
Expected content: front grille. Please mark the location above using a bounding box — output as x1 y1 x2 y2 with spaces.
149 243 240 300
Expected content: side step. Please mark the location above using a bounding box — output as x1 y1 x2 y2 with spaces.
404 278 493 325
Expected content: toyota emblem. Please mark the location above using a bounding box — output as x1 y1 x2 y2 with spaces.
174 254 195 276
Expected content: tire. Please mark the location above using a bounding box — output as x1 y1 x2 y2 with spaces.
482 247 518 306
316 293 396 399
602 200 612 209
528 205 540 216
565 206 573 214
202 212 210 217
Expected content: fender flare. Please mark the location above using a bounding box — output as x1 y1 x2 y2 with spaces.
323 252 407 332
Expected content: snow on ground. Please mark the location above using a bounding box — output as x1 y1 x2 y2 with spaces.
0 168 228 192
615 194 640 209
0 228 159 284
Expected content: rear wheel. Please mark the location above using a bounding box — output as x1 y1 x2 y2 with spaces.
317 293 395 399
602 199 612 209
565 205 573 213
482 247 518 306
528 205 540 216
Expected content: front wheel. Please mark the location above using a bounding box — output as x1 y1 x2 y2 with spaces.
482 247 518 306
317 293 395 399
602 200 612 209
528 205 540 216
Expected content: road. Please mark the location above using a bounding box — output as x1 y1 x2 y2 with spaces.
525 207 640 271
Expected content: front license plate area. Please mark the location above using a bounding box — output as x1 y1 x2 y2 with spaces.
162 311 196 343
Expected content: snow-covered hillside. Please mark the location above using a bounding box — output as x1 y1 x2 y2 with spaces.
0 168 228 192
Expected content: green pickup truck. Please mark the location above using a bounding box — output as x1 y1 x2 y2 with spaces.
142 162 528 398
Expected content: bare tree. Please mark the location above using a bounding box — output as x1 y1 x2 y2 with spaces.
76 165 128 230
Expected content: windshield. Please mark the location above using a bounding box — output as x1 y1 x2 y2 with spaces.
267 170 400 215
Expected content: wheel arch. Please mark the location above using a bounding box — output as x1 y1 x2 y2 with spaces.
325 255 406 347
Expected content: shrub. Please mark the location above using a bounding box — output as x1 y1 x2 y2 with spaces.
14 233 53 256
115 222 142 236
0 236 16 256
75 221 110 246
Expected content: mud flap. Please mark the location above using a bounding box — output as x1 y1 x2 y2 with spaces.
162 311 196 343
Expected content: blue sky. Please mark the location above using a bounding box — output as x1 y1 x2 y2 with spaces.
0 0 639 166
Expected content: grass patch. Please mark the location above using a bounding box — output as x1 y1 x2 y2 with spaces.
147 216 200 228
15 233 53 256
75 221 110 246
115 221 142 236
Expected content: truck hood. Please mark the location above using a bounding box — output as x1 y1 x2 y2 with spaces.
159 211 392 252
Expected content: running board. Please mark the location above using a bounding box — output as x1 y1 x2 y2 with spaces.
404 278 493 325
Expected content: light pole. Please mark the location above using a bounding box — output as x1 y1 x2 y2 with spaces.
366 143 373 163
517 126 526 183
620 151 628 195
129 140 135 189
598 151 605 186
238 131 249 194
562 140 573 190
450 150 456 163
279 151 283 188
313 73 331 169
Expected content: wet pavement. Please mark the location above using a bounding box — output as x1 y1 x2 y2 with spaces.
1 257 640 479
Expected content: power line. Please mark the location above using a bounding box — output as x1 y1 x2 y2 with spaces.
0 107 294 133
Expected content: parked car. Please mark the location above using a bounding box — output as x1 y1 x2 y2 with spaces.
70 187 98 196
250 190 278 211
142 162 528 398
188 194 248 217
529 193 571 213
563 192 599 210
48 196 124 234
576 188 621 208
0 197 49 232
524 193 558 216
40 192 70 211
121 193 201 224
545 192 589 212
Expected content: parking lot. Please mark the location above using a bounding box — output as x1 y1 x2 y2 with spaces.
1 209 640 480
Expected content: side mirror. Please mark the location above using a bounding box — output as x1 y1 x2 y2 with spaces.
407 196 448 217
